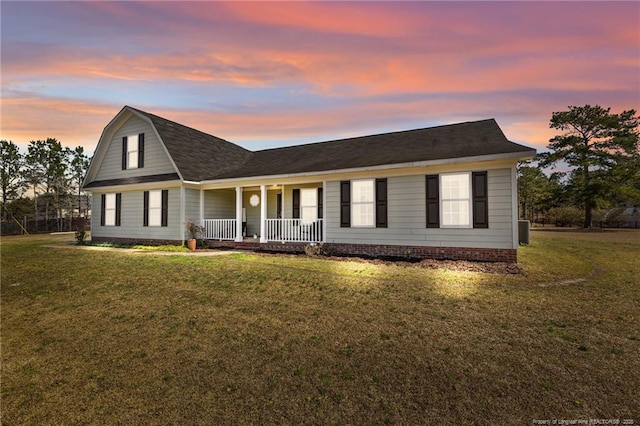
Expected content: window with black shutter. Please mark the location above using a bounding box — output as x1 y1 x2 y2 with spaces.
115 193 122 226
161 189 168 227
121 137 127 170
426 175 440 228
317 188 323 219
101 194 106 226
143 191 149 227
375 178 387 228
292 189 300 219
138 133 145 168
340 181 351 227
472 171 488 228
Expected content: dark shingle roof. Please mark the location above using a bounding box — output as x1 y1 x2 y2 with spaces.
213 119 535 179
93 107 535 186
128 107 252 182
84 173 180 189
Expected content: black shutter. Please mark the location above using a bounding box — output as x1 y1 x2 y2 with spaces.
115 193 122 226
122 136 128 170
472 171 488 228
143 191 149 227
340 181 350 227
317 188 323 219
375 178 387 228
426 175 440 228
100 194 106 226
292 189 300 219
138 133 145 168
161 190 169 227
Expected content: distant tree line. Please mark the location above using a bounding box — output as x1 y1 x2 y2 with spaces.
518 105 640 228
1 138 91 233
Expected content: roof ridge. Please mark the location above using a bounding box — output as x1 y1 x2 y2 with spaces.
253 118 498 154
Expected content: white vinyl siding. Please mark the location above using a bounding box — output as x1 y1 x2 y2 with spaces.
325 168 515 249
203 189 235 219
95 115 176 181
185 188 202 225
440 172 471 227
104 193 116 226
351 179 374 227
91 188 180 240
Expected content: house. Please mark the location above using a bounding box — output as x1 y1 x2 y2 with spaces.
83 106 536 262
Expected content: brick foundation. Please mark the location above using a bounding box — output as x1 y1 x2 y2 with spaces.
90 237 517 263
207 240 517 263
90 236 183 246
325 243 517 263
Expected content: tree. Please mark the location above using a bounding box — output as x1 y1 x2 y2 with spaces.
517 161 551 222
539 105 639 228
0 140 24 220
69 146 90 217
24 138 70 224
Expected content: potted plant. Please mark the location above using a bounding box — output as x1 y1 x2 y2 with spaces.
185 220 204 251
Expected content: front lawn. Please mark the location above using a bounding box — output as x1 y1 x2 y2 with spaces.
1 231 638 424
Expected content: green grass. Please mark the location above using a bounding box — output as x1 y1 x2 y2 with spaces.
1 230 639 424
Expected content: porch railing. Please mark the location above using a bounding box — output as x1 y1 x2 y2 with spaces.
265 218 323 243
203 219 237 240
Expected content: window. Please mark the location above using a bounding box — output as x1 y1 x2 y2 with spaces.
122 133 145 170
104 193 116 226
148 190 162 226
100 193 121 226
441 173 471 227
351 179 375 227
340 179 387 228
300 188 317 224
426 172 488 229
127 134 139 169
144 190 168 227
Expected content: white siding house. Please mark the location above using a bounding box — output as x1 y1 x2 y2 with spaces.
83 106 536 262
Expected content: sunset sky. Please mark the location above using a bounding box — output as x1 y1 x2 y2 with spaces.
1 1 638 155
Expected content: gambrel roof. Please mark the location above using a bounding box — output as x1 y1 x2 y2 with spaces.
84 106 535 188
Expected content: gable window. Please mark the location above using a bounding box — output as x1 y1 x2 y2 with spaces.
144 190 168 227
426 172 488 229
100 193 121 226
122 133 145 170
441 173 471 227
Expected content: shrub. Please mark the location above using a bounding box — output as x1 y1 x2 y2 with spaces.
547 207 584 227
74 218 88 245
304 243 329 257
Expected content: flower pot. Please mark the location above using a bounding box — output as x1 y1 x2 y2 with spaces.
187 239 197 251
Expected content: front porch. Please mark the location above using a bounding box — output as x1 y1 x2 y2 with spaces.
203 218 323 243
199 182 325 244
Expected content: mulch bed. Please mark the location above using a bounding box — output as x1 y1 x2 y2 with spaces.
251 251 523 274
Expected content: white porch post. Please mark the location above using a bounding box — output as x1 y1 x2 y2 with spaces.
281 184 285 218
322 180 327 242
199 188 204 226
180 186 186 244
260 184 267 243
235 186 243 242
